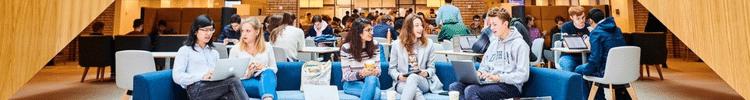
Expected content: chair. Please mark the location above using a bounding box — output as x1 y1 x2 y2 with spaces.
530 39 545 67
213 43 229 59
427 35 439 43
78 35 114 82
433 44 448 62
115 50 157 97
297 38 317 62
115 35 151 51
583 46 640 100
373 37 388 43
154 35 188 52
273 47 289 62
553 41 564 70
631 33 667 80
373 37 391 60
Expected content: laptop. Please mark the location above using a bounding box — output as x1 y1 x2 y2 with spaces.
563 36 589 50
451 61 495 85
203 58 251 81
452 35 478 53
302 85 340 100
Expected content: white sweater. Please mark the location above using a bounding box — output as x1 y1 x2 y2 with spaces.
271 26 306 60
229 42 278 76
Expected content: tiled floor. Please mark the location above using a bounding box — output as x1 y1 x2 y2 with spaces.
10 58 744 100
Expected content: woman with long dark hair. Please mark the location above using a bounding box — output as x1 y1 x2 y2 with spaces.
172 14 249 100
340 18 381 100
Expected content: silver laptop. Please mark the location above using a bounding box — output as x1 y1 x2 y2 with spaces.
451 61 495 85
302 85 340 100
563 36 589 50
204 58 251 81
458 35 478 52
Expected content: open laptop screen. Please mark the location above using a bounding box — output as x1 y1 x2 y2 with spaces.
563 36 588 49
459 35 478 50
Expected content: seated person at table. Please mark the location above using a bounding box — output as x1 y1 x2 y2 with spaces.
305 15 334 38
388 14 444 100
229 17 278 100
151 20 177 35
340 18 382 100
217 14 242 45
270 12 306 61
558 6 591 72
526 15 541 41
125 19 144 35
575 8 629 100
90 22 104 35
172 15 250 100
373 14 398 41
449 7 530 100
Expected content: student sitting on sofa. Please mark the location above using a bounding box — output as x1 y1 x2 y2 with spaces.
172 15 250 100
228 17 278 100
388 14 444 100
574 8 629 100
449 7 530 100
340 18 382 100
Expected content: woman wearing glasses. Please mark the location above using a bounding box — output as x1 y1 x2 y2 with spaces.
172 15 250 100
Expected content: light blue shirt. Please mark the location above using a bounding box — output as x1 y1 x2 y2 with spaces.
435 4 463 25
172 45 220 88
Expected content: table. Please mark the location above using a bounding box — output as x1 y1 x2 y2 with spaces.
435 50 484 61
299 47 340 61
551 48 590 63
152 52 178 69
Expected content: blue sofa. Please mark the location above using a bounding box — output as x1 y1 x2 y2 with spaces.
133 62 587 100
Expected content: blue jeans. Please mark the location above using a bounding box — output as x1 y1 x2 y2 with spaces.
558 53 583 72
242 69 277 100
344 76 382 100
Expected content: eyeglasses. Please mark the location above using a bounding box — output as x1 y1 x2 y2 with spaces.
198 28 215 32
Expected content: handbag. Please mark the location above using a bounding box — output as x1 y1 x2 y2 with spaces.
300 61 332 92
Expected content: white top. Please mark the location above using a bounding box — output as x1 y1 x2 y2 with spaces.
271 26 306 59
228 42 278 77
172 45 220 88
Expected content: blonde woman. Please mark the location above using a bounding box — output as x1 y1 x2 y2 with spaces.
228 17 278 100
388 14 443 100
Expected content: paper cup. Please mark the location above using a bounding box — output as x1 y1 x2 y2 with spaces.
449 91 460 100
387 91 397 100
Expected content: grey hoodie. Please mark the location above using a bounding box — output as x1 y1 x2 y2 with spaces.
478 27 530 92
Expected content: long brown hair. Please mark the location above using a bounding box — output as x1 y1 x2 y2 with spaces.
238 17 266 53
399 14 429 54
344 18 376 62
267 14 284 43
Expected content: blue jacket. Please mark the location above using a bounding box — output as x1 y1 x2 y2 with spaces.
216 24 241 43
373 22 398 40
305 25 334 38
575 17 627 77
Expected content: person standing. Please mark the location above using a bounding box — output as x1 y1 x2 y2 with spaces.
435 0 463 26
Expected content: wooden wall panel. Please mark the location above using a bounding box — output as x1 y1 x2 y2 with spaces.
0 0 114 99
639 0 750 99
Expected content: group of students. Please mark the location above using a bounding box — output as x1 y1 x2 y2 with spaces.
167 3 626 100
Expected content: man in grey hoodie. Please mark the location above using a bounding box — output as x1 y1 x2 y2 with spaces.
449 7 530 100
